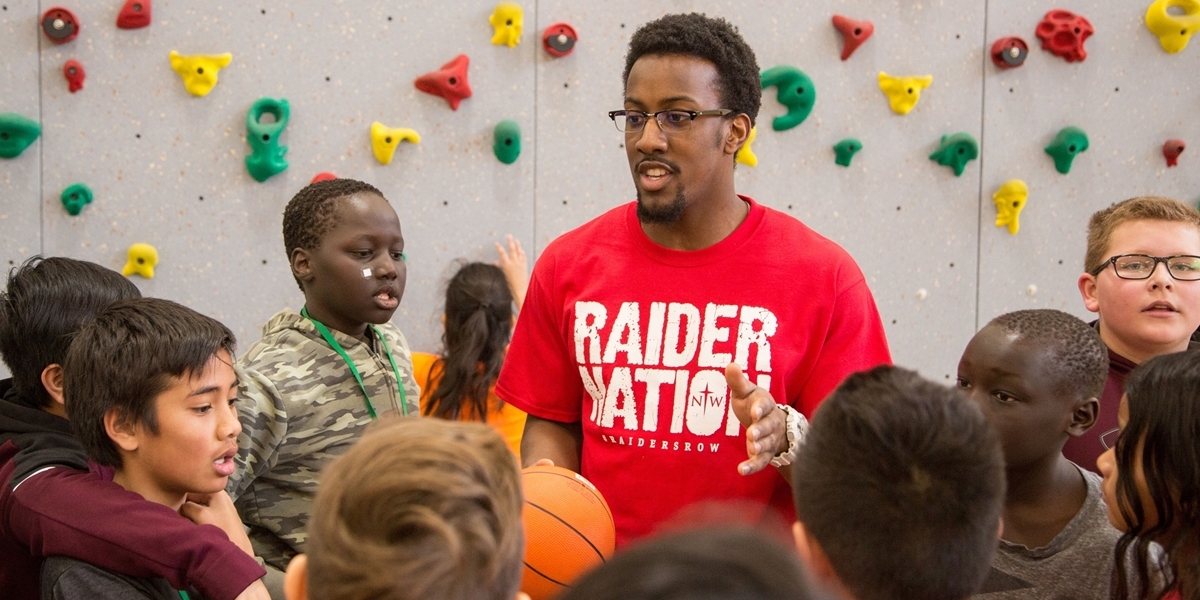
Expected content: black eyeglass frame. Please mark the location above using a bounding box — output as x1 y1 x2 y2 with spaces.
607 109 735 134
1088 253 1200 280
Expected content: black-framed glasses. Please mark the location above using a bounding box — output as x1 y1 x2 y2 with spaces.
608 109 733 134
1089 254 1200 281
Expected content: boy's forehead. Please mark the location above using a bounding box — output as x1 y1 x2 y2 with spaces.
1106 218 1200 254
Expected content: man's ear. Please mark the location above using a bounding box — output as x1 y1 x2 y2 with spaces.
793 521 848 594
40 364 66 409
725 113 751 156
1067 397 1100 438
291 248 314 285
104 408 140 453
284 554 309 600
1078 273 1100 314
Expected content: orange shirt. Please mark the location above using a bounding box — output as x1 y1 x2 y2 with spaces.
411 351 525 460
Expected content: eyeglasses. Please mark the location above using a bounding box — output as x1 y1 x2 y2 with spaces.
1089 254 1200 281
608 109 734 134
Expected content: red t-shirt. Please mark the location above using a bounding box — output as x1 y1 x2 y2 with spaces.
497 197 892 546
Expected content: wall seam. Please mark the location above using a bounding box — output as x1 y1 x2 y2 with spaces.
974 0 990 333
37 0 45 256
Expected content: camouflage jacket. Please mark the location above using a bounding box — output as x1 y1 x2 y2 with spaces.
226 308 420 569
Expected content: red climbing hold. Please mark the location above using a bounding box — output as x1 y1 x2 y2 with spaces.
832 15 874 61
1164 140 1186 168
990 37 1029 69
543 22 578 57
414 54 472 111
310 172 338 184
41 7 80 44
1035 10 1093 63
63 60 85 93
116 0 152 29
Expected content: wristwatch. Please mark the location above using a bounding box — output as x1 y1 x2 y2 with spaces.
769 404 809 468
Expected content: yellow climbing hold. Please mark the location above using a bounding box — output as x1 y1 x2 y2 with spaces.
1145 0 1200 54
489 2 523 47
122 243 159 279
370 122 421 165
878 72 933 115
736 126 758 167
993 179 1029 235
169 51 232 97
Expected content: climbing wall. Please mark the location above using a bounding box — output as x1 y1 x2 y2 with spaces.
1 0 1198 384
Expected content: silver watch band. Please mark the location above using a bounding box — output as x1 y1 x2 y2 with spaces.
770 404 809 468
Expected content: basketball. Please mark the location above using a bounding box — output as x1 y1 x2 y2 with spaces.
520 465 616 600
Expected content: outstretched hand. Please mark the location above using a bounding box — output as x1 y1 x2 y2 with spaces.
727 363 786 476
495 234 529 311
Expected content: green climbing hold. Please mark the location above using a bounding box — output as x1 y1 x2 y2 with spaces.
244 97 290 182
929 132 980 177
493 120 521 165
833 138 862 167
1044 126 1089 174
60 183 94 216
760 66 816 132
0 113 41 159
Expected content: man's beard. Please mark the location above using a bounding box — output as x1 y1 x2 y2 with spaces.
636 186 686 225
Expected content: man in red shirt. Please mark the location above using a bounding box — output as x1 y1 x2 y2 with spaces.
496 13 892 546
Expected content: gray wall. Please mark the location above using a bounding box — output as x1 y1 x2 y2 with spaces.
2 0 1198 384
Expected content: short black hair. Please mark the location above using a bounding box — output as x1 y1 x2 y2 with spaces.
623 13 761 127
987 309 1107 399
63 298 235 466
560 526 831 600
0 257 140 409
282 178 383 290
792 366 1005 600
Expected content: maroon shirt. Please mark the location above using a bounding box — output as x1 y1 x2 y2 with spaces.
1063 348 1135 473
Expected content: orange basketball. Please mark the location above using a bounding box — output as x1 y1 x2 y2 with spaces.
520 465 616 600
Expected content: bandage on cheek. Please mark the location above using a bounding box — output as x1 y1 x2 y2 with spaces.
362 268 372 278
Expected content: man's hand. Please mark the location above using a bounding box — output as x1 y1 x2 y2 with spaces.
180 491 255 557
727 363 787 476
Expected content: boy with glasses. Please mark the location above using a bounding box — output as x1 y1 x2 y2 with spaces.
1069 196 1200 470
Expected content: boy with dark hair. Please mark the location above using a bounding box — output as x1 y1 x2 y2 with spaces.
282 417 522 600
1070 196 1200 469
41 297 250 598
0 257 267 600
957 309 1120 598
791 365 1005 600
229 178 420 570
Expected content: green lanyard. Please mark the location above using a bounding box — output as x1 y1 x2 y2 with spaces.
301 307 409 418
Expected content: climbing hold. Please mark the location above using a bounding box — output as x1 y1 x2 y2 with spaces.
878 72 933 115
60 182 93 216
415 54 472 111
489 2 523 47
831 15 874 61
1164 139 1186 167
122 243 159 279
169 51 232 97
543 22 578 57
370 122 420 165
311 172 338 184
990 37 1029 69
1044 126 1089 174
493 120 521 164
41 7 79 44
116 0 151 29
833 138 862 167
1145 0 1200 53
0 113 41 159
736 126 758 167
916 288 928 301
63 60 86 93
928 132 979 177
992 179 1029 235
760 66 816 132
1036 10 1094 63
244 98 290 182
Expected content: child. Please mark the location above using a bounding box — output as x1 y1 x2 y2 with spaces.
1068 196 1200 470
42 297 255 598
1098 350 1200 600
282 417 523 600
413 237 528 457
229 178 420 570
0 257 267 600
791 365 1005 600
956 309 1121 598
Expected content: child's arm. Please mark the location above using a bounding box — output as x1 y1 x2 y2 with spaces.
7 467 267 600
495 234 529 311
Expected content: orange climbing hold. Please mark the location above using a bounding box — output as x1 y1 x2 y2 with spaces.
415 54 472 111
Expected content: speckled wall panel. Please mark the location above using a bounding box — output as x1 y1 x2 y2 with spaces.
977 2 1200 336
